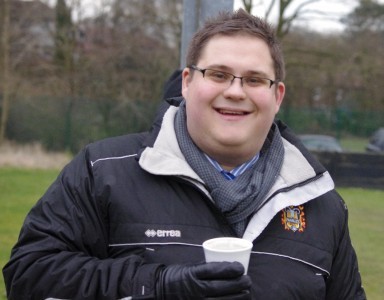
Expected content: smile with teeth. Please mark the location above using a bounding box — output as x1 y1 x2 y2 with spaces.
216 108 249 115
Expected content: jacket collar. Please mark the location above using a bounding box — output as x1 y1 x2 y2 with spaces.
140 101 326 188
139 103 206 186
139 102 335 240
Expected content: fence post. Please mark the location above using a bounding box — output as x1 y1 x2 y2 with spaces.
180 0 234 69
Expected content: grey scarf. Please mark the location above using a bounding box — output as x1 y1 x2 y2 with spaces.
174 101 284 236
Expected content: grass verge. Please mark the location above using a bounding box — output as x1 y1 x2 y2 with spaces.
339 136 370 153
338 188 384 299
0 168 61 299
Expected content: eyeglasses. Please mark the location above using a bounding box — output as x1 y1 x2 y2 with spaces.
189 65 277 89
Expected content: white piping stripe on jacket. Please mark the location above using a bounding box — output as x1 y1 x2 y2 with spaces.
252 251 330 275
108 242 330 274
109 242 202 248
91 154 137 167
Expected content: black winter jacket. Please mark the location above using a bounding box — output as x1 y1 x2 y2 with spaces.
3 99 366 299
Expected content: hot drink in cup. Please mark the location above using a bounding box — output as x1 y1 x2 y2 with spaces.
202 237 253 274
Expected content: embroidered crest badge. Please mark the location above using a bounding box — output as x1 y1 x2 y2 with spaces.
281 205 306 232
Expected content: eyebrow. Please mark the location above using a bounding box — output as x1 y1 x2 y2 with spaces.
205 64 271 78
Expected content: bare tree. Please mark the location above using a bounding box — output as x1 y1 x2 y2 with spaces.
342 0 384 32
241 0 255 13
242 0 322 38
54 0 77 150
273 0 321 38
5 0 381 149
0 0 10 144
241 0 356 39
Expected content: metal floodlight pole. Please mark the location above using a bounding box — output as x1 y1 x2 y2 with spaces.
180 0 234 69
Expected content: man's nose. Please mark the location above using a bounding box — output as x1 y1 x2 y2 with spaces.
223 77 247 99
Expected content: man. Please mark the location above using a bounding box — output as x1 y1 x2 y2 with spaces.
3 9 365 299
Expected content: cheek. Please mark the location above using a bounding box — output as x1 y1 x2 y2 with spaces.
193 85 214 101
184 77 219 101
185 88 217 119
251 92 278 114
185 103 208 143
186 99 205 125
185 89 215 135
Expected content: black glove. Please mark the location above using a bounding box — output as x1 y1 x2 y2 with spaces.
156 261 252 299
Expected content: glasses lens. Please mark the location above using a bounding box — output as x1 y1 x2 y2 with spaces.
244 77 271 88
204 69 232 85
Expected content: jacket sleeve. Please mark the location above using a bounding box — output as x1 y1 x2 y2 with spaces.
325 196 366 300
2 148 163 300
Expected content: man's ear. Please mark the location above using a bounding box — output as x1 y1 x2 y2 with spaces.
181 67 191 99
274 81 285 114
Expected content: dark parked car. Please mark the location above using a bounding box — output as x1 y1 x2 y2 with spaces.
299 134 343 153
366 128 384 153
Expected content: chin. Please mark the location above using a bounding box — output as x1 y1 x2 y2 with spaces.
218 137 248 148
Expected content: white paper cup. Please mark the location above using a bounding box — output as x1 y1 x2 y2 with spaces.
202 237 253 274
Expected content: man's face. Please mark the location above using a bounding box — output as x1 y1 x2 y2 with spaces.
181 34 285 169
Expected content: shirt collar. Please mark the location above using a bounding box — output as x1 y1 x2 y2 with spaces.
204 153 260 180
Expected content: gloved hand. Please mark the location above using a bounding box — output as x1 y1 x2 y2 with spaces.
156 261 252 299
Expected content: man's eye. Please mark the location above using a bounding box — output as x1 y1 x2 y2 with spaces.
208 71 229 81
246 77 265 85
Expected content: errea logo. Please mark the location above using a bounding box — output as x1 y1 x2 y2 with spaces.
145 229 181 238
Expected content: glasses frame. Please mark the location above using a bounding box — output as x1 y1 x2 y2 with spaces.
189 65 278 89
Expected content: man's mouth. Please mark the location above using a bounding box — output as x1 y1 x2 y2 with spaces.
216 109 249 115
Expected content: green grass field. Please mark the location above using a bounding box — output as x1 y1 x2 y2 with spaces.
0 168 383 299
342 188 384 298
340 136 370 153
0 168 62 299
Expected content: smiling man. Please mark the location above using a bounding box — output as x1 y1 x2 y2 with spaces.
4 9 366 300
182 33 285 170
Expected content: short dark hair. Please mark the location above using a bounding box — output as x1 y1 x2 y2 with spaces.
186 9 285 81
